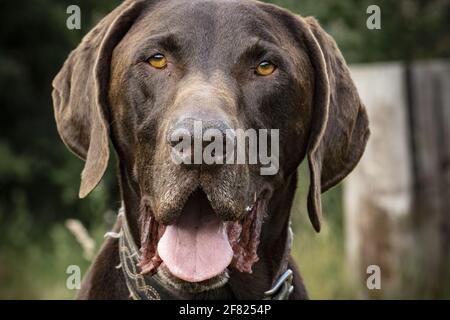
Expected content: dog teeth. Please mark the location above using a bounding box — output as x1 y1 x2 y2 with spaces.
246 203 256 213
244 193 259 213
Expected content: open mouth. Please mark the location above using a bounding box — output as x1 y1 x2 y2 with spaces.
138 188 264 293
158 189 233 282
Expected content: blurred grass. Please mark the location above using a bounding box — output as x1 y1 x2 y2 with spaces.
291 163 356 299
0 164 354 299
0 217 111 299
0 181 117 300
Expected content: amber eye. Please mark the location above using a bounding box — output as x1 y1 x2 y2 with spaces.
148 54 168 69
256 61 276 76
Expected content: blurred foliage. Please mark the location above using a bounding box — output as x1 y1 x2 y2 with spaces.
0 0 122 299
268 0 450 62
0 0 448 299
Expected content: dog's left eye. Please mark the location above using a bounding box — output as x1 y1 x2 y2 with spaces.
148 54 168 69
256 61 276 76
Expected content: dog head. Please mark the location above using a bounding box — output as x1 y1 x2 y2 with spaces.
53 0 369 293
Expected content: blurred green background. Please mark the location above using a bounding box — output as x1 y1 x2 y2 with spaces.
0 0 448 299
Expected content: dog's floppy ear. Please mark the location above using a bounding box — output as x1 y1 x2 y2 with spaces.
298 17 370 232
52 0 145 198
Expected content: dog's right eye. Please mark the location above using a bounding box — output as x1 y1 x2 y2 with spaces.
256 61 276 76
148 54 168 69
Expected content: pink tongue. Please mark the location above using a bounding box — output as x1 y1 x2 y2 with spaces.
157 192 233 283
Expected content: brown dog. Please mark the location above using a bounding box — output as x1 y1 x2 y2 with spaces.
52 0 369 299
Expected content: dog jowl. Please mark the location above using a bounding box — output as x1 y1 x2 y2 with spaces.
52 0 369 299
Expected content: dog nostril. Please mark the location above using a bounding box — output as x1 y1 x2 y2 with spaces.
167 127 191 148
167 118 234 166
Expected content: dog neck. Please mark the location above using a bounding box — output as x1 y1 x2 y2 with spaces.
117 163 297 299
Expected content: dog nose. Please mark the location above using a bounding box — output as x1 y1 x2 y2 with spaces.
167 118 235 165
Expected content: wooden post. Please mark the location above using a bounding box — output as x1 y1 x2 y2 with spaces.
345 61 450 298
408 61 450 297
